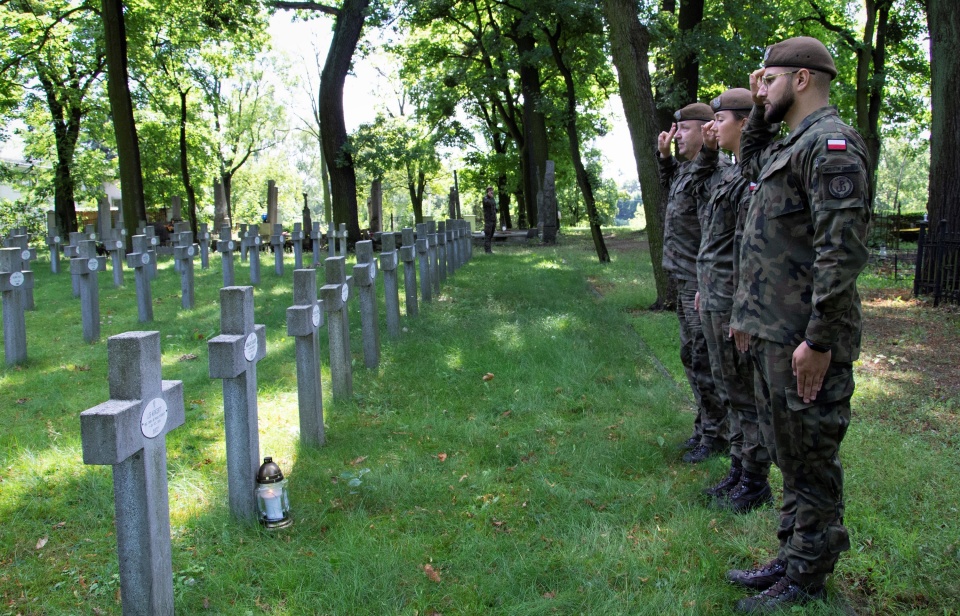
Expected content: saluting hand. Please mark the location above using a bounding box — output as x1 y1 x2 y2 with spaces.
658 124 678 158
792 342 831 404
701 120 718 150
749 68 766 104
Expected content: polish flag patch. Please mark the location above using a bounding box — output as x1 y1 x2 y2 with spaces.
827 139 847 151
749 182 758 192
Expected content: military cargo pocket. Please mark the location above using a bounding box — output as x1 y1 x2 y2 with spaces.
782 370 854 459
826 524 850 555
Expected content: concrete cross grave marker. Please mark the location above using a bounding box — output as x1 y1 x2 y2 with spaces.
270 224 285 276
399 227 418 317
173 229 198 309
126 235 154 323
208 286 266 522
241 226 262 285
319 256 353 399
142 226 159 281
1 248 33 365
198 223 211 269
379 232 401 337
80 331 185 616
107 229 126 287
70 239 107 343
427 221 441 295
66 231 83 297
46 210 62 274
415 223 431 303
286 269 325 447
171 223 187 274
311 222 323 268
353 240 380 369
436 221 448 285
239 224 249 262
327 222 336 258
218 225 237 287
3 231 37 310
291 223 305 269
337 223 347 258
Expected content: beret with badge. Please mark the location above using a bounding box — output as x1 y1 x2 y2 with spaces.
763 36 838 79
710 88 754 112
673 102 714 122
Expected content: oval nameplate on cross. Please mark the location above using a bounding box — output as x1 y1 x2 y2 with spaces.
244 332 259 362
140 398 168 439
340 284 349 303
188 246 195 257
54 236 61 243
312 304 321 328
141 254 150 264
10 271 24 287
228 241 235 251
21 250 30 261
87 258 99 271
151 237 159 246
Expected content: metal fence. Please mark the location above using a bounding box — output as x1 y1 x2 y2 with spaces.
914 220 960 306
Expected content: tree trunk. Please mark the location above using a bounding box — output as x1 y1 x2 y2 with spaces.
516 32 550 230
603 0 669 307
102 0 146 246
546 29 609 263
179 89 199 237
221 171 234 223
37 72 79 236
927 0 960 232
675 0 704 105
320 0 368 244
406 163 425 223
497 174 511 229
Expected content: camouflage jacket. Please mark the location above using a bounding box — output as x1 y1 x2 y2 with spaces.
482 195 497 225
690 146 752 312
659 152 727 281
731 106 872 362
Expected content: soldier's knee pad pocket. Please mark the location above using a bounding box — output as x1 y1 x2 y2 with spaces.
784 370 854 412
826 524 850 555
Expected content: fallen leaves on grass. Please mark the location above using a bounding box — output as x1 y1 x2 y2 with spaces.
436 452 447 462
422 564 441 583
349 456 367 466
36 536 48 550
16 398 28 404
482 372 494 381
178 354 198 362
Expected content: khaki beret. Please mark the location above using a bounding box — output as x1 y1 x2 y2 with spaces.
763 36 837 79
673 103 714 122
710 88 754 112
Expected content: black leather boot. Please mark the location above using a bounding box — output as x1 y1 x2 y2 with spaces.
726 558 786 590
704 457 742 497
734 575 825 613
724 471 773 513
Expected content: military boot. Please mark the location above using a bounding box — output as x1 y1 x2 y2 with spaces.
726 558 786 590
734 575 825 613
704 457 742 498
723 471 773 513
675 434 699 451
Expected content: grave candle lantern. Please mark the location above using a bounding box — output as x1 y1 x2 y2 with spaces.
256 457 292 529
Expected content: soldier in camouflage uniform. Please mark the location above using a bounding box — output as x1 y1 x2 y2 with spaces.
482 186 497 254
658 102 729 464
689 88 773 512
727 37 871 613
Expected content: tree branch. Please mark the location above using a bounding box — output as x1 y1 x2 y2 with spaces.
271 1 339 16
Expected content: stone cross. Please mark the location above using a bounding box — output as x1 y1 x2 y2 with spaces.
170 195 182 222
3 231 36 310
436 220 448 284
198 223 211 269
142 226 159 281
327 222 336 258
379 232 401 337
337 223 347 258
241 226 262 285
291 223 305 269
464 219 473 261
106 229 125 287
311 222 323 268
46 210 62 274
80 331 185 616
208 286 266 522
270 223 285 276
415 223 432 303
218 225 237 287
126 235 154 323
286 269 325 447
354 240 380 369
173 229 198 309
1 248 33 365
239 224 249 262
444 219 456 274
66 231 83 297
319 256 353 399
427 220 440 296
399 227 418 317
70 239 107 343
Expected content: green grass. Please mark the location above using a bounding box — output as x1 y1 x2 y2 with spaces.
1 233 958 615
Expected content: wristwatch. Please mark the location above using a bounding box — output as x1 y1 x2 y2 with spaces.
805 339 831 353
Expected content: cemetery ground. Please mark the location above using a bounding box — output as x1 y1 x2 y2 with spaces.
1 230 959 616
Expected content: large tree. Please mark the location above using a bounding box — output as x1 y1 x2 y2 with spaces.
926 0 960 232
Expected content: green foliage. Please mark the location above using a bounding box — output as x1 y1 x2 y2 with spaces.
875 135 930 215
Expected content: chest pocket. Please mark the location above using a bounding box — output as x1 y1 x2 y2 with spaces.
757 154 807 219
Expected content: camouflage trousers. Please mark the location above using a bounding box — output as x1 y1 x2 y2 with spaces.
675 279 726 447
751 337 853 587
701 310 771 476
483 223 495 253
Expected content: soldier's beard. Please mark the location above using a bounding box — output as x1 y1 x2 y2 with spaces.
764 87 795 124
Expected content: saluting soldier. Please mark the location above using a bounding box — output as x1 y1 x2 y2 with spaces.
689 88 774 512
658 102 729 463
727 37 871 612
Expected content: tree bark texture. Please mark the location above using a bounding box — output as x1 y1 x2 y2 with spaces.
927 0 960 232
179 89 199 238
102 0 146 246
320 0 368 244
603 0 669 306
516 32 550 230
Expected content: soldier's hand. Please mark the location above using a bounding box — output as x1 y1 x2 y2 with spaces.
792 342 832 403
658 124 677 157
701 120 718 150
750 69 766 103
730 327 751 353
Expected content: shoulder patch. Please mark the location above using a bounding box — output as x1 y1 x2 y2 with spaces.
828 175 854 199
827 139 847 151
